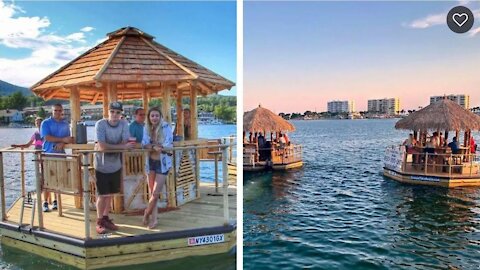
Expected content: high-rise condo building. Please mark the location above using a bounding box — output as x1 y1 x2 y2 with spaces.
430 94 470 109
327 100 355 113
367 98 401 115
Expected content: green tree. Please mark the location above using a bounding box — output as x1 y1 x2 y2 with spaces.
38 107 47 119
214 105 235 122
5 91 28 110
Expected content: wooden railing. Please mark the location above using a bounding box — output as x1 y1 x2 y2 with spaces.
403 151 480 176
243 143 303 166
0 142 234 239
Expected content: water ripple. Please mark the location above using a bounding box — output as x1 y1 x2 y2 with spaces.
244 120 480 270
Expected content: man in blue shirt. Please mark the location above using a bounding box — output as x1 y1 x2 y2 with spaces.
448 137 460 154
40 103 73 212
129 108 145 143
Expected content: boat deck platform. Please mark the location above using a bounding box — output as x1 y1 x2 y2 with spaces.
0 183 236 269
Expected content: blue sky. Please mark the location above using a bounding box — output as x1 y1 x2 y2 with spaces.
0 1 236 95
245 1 480 112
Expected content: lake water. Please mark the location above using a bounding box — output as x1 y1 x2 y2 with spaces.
244 119 480 270
0 124 236 270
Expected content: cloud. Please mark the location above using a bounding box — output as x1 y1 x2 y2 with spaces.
468 26 480 36
0 0 96 87
406 3 480 33
408 13 445 29
81 26 94 32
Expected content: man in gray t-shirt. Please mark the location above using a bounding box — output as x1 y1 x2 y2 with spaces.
94 102 136 234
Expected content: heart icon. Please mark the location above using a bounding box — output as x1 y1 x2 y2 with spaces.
452 13 468 27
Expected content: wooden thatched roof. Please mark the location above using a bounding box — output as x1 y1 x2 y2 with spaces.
31 27 234 102
244 105 295 132
395 99 480 131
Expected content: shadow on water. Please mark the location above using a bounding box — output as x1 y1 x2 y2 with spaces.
0 244 235 270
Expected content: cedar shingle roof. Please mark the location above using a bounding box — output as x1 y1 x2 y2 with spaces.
31 27 234 102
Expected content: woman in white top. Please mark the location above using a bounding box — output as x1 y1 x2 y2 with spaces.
141 107 173 229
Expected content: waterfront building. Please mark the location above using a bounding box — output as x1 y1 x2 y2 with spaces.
368 98 400 115
327 100 355 113
0 109 23 123
430 94 470 109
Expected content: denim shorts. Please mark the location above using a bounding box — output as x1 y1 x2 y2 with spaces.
148 158 169 175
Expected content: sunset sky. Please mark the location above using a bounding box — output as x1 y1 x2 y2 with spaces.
245 1 480 113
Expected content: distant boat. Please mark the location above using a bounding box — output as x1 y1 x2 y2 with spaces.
8 122 31 128
82 120 97 126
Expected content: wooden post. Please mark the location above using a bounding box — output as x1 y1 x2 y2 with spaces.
70 86 81 142
228 137 234 163
108 82 117 103
172 149 177 208
142 88 149 112
162 87 172 124
113 154 124 214
20 149 25 197
176 91 184 137
102 88 108 119
195 149 200 198
222 146 229 224
70 87 82 209
82 153 91 239
190 85 198 140
0 153 5 221
424 153 428 174
34 152 43 229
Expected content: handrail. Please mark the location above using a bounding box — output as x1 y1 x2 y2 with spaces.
0 142 234 237
390 144 480 176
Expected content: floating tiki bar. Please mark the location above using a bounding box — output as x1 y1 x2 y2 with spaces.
243 105 303 172
0 27 236 268
383 99 480 187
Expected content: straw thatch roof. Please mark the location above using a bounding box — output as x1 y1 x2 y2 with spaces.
31 27 234 102
244 105 295 132
395 99 480 131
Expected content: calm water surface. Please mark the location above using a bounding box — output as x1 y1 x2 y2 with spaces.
244 119 480 270
0 124 236 270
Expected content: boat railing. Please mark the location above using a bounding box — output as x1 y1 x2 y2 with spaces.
0 143 233 240
243 143 303 165
278 144 303 164
385 145 480 177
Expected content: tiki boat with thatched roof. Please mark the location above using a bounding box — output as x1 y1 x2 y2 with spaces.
383 99 480 187
243 105 303 172
0 27 236 269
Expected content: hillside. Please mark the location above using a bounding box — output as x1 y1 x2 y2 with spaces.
0 80 31 96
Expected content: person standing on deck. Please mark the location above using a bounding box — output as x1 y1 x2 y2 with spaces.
12 117 44 150
141 107 173 229
40 104 73 212
470 135 477 154
129 108 146 143
94 102 136 234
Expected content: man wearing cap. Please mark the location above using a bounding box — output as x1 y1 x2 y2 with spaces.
94 101 136 234
40 104 73 212
129 108 145 143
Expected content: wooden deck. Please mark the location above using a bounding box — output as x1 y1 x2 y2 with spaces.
5 183 236 240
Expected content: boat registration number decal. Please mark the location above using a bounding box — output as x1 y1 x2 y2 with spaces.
188 234 225 246
410 175 440 182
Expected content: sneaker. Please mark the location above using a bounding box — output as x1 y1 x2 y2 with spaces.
42 202 50 212
102 216 119 231
96 219 107 234
52 200 58 210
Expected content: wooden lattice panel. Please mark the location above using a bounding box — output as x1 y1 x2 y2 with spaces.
123 152 145 176
175 151 197 206
42 156 81 195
